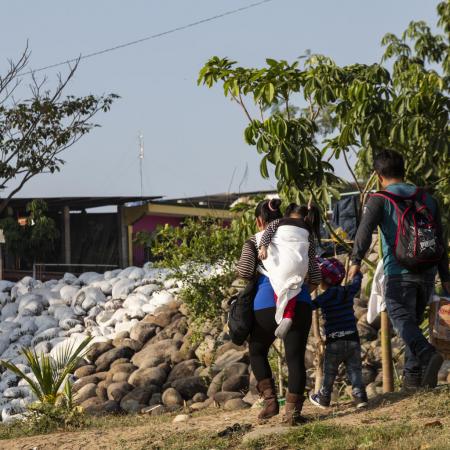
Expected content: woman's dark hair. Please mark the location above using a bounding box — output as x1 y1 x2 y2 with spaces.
255 198 282 224
373 149 405 179
284 202 321 244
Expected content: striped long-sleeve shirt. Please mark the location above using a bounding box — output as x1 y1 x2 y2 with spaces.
237 233 322 286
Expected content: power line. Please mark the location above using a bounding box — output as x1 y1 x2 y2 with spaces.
22 0 278 76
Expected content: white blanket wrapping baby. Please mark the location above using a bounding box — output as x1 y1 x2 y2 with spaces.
256 225 310 324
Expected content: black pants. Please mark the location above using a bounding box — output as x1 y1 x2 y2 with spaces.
248 302 312 395
384 274 435 382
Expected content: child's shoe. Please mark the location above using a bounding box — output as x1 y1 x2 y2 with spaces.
352 391 368 408
309 391 330 409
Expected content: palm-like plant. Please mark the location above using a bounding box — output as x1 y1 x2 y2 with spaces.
0 336 92 406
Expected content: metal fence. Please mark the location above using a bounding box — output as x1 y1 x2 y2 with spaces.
32 263 119 280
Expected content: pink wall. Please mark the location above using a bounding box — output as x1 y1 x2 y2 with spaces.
132 214 183 266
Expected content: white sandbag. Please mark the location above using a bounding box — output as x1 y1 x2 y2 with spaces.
60 285 80 303
17 334 33 347
1 344 21 361
111 278 135 299
34 341 52 354
72 287 105 308
1 405 26 423
19 317 38 336
127 267 145 280
0 321 19 334
52 306 74 322
31 288 54 306
0 292 10 306
104 269 121 281
32 327 61 346
109 308 130 325
123 293 148 310
59 318 82 330
9 328 22 343
0 337 10 356
66 324 85 335
3 386 30 399
135 284 159 296
73 305 85 316
1 302 18 320
90 280 113 295
115 318 139 335
104 299 123 311
34 315 59 333
63 273 79 285
0 280 15 292
78 272 103 285
96 310 114 326
18 294 45 316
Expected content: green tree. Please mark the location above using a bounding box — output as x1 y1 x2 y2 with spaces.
0 199 59 267
198 0 449 228
151 218 242 320
0 45 118 213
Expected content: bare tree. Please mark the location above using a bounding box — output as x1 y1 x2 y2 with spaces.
0 44 118 213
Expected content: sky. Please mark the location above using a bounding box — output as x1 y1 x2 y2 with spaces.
1 0 440 202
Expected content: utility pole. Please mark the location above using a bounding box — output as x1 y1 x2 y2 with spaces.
138 132 144 198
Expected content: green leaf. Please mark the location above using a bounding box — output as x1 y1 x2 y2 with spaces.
265 83 275 103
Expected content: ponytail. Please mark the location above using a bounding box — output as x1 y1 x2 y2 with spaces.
255 198 282 224
284 202 321 244
305 204 321 244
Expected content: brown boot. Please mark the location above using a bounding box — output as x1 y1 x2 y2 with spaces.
256 378 279 420
282 392 307 426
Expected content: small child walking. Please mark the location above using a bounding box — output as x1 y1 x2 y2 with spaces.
258 203 321 339
309 257 368 408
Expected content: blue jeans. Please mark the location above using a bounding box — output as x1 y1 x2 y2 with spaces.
384 274 435 383
321 339 365 398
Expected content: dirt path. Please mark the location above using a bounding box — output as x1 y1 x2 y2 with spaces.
3 391 449 450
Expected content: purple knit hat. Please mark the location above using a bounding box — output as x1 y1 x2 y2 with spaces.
317 257 346 286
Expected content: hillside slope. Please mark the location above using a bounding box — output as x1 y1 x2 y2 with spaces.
2 386 448 450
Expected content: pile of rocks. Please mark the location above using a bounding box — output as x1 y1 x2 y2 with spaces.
1 256 449 423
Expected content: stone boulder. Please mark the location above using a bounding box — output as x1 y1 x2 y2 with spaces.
167 359 200 383
112 337 143 352
131 339 180 368
212 350 249 371
129 322 156 344
162 388 183 407
171 376 208 400
72 375 99 394
224 398 250 411
74 383 97 404
120 386 157 413
129 367 167 388
222 375 249 393
95 346 135 372
107 382 133 402
85 341 113 363
213 391 243 406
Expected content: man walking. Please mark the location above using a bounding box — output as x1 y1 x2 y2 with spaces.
349 149 449 390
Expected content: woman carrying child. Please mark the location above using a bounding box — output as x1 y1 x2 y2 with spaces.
236 199 321 425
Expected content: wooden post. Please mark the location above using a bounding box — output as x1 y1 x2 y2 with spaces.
312 308 324 392
381 310 394 392
277 340 284 397
118 205 128 268
376 175 394 392
63 206 71 265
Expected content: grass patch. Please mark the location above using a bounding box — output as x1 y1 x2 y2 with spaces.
244 422 449 450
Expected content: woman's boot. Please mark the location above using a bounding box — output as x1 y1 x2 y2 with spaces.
257 378 279 420
282 392 307 426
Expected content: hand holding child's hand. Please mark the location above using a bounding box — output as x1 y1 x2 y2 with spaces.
258 246 268 260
